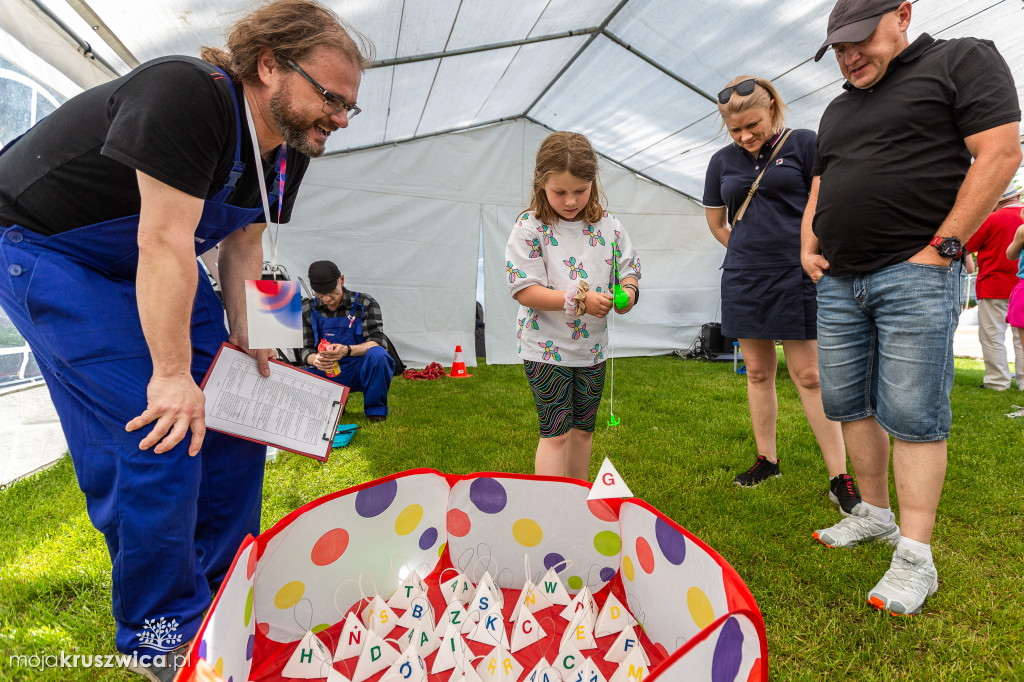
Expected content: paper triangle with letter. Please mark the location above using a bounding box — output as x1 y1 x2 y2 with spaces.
468 571 502 615
440 571 475 605
604 625 649 665
593 594 636 637
608 647 649 682
351 631 400 682
560 585 597 624
466 603 509 648
571 657 608 682
535 567 572 607
388 572 428 611
509 601 546 653
400 619 440 658
524 657 561 682
510 579 551 622
587 458 633 500
397 595 435 629
560 606 597 651
380 643 428 682
475 640 524 682
438 599 470 634
334 612 369 661
432 621 471 675
360 595 398 637
282 629 334 679
554 641 584 679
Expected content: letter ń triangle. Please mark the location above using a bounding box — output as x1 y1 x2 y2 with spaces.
594 594 636 637
509 602 546 653
609 647 649 682
282 629 333 678
351 630 400 682
587 458 633 500
604 625 649 665
334 612 368 661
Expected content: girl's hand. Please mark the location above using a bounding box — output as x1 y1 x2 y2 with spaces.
614 289 636 314
583 290 613 318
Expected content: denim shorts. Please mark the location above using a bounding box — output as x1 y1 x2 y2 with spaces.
815 260 963 442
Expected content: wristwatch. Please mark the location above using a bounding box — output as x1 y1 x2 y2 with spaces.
929 236 962 259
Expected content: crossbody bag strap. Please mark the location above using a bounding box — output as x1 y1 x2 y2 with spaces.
731 129 793 227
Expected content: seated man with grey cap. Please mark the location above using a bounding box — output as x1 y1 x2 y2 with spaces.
802 0 1020 616
300 260 395 422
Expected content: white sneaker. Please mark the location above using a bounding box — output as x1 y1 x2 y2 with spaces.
867 545 939 616
812 504 900 548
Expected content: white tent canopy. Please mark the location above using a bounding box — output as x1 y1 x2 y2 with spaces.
1 0 1023 368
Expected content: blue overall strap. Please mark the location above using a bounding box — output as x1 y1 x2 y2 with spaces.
349 292 364 328
310 304 324 344
210 67 245 196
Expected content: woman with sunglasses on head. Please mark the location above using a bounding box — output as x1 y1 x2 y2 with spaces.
703 75 859 515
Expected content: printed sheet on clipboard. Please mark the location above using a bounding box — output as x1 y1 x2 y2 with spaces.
200 343 348 461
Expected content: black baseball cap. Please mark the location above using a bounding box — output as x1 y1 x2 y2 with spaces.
308 260 341 294
814 0 904 62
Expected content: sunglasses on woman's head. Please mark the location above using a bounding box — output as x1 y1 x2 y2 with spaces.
717 78 761 104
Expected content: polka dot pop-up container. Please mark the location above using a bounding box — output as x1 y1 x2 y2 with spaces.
178 469 767 681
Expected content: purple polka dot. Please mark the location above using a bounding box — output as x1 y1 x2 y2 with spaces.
198 640 208 660
469 478 507 514
355 479 398 518
418 527 438 550
543 552 567 572
711 617 744 682
246 634 254 661
228 678 234 682
655 517 687 565
599 567 616 582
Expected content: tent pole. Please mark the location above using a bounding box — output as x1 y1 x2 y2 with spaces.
63 0 139 68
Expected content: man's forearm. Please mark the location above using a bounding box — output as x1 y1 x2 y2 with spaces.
137 238 198 378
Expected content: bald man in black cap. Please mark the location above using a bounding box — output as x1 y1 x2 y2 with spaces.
801 0 1020 616
300 259 394 422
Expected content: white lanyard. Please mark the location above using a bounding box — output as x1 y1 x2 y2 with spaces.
242 90 284 275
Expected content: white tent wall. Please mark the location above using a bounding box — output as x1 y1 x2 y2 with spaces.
272 119 720 369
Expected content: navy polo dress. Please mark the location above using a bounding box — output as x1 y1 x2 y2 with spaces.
703 128 818 340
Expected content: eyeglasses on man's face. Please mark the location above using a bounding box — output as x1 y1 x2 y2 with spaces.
287 59 361 118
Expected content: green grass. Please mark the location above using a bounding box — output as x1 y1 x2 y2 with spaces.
1 355 1023 680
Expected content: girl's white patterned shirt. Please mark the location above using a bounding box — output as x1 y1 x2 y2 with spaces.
505 210 640 366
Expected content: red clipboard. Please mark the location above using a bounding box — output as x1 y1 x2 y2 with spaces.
199 342 349 461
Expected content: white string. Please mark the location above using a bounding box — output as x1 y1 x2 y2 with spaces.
242 89 281 274
608 301 615 421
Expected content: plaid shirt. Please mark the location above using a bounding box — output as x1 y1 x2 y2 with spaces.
300 289 387 363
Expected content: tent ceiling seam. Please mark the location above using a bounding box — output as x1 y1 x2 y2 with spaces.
370 28 599 68
23 0 119 77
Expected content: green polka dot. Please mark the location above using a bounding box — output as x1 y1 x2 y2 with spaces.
244 586 253 626
594 530 621 556
312 623 331 634
567 576 583 590
438 541 447 558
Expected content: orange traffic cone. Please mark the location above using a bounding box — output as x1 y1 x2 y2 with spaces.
450 345 472 378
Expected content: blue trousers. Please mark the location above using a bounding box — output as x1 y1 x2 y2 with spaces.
307 345 394 417
0 235 264 655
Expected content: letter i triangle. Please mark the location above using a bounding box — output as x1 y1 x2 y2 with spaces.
432 621 471 675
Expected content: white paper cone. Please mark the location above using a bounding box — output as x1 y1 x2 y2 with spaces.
474 641 524 682
604 626 648 665
468 572 502 615
524 657 563 682
380 645 428 682
593 595 635 638
554 642 584 678
397 596 435 629
327 666 352 682
351 631 400 682
388 573 428 611
360 595 398 637
440 571 475 605
588 458 634 500
466 605 509 648
608 648 649 682
431 621 471 675
560 586 597 625
282 629 334 679
400 620 439 658
560 608 596 652
334 612 368 662
571 658 608 682
509 602 546 653
536 568 571 607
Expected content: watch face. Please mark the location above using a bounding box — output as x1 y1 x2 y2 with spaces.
937 238 962 258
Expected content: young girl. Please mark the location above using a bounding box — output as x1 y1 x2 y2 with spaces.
1007 212 1024 370
505 131 640 480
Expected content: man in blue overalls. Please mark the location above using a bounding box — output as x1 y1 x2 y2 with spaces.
0 2 370 679
301 260 395 422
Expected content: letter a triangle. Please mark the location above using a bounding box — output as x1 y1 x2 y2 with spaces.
432 621 470 675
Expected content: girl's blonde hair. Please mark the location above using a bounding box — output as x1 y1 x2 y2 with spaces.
717 75 788 136
529 131 605 226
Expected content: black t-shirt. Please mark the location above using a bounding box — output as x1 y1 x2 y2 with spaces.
812 35 1020 276
0 56 310 235
703 128 816 269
